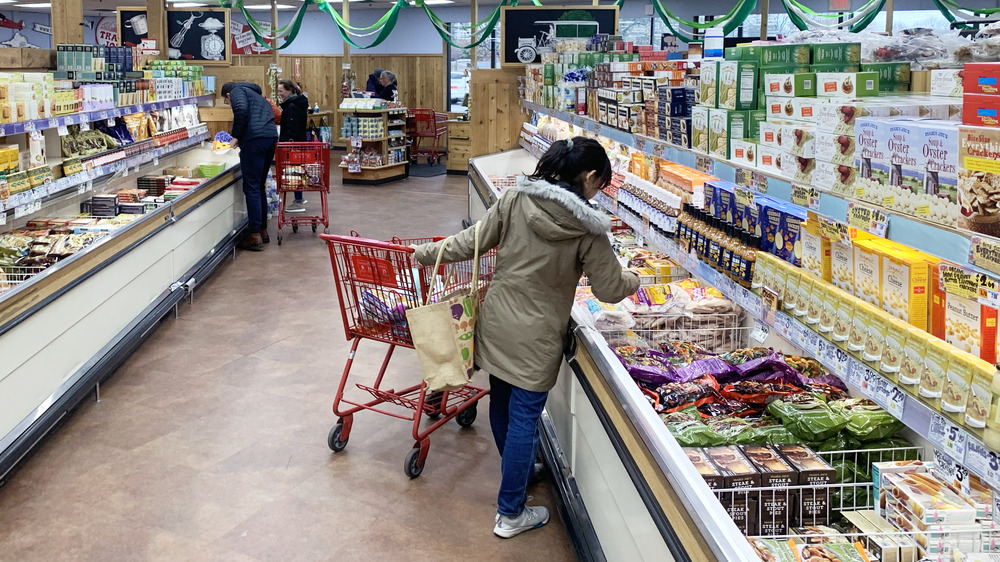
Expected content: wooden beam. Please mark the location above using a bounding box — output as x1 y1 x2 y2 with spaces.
272 0 280 67
469 0 478 66
885 0 894 34
760 0 769 40
52 0 84 44
146 0 168 59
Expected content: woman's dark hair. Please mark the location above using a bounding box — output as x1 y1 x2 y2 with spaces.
529 136 611 199
277 79 301 96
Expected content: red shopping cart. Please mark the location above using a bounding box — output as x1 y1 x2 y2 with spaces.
320 232 495 478
274 141 331 244
406 108 447 165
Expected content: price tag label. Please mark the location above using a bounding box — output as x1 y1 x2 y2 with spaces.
57 124 69 136
350 136 362 148
964 437 1000 489
750 319 770 343
641 213 650 237
800 326 821 357
28 130 42 141
98 111 108 120
760 287 778 326
79 121 90 132
0 212 5 226
111 108 122 118
23 121 35 132
107 118 115 126
65 114 77 125
847 202 889 237
47 119 57 129
929 414 968 463
884 384 906 420
86 180 93 191
13 204 27 219
790 184 816 208
77 184 86 194
348 162 361 173
153 156 159 167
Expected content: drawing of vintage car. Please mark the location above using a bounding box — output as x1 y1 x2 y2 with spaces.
516 20 599 63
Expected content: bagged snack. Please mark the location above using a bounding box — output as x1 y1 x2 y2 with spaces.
575 287 635 330
783 355 826 378
698 397 760 419
747 538 798 562
648 374 720 413
720 380 804 404
664 410 726 447
719 346 772 365
830 398 904 442
767 394 849 441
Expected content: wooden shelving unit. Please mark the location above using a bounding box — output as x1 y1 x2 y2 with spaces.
338 107 408 185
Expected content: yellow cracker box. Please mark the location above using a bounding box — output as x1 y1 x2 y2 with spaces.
801 219 832 282
880 248 930 331
831 239 855 294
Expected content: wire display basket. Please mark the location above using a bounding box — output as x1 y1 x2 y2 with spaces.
0 264 50 293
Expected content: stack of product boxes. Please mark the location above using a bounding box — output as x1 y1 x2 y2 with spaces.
956 68 1000 241
962 62 1000 128
144 60 206 100
591 61 687 133
341 116 385 140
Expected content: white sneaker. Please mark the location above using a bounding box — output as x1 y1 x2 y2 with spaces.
286 201 307 213
493 505 549 538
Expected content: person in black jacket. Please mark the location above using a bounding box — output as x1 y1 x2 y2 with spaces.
277 79 310 213
378 70 398 102
223 81 278 251
365 67 384 98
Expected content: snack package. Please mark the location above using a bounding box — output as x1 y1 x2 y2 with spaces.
794 542 872 562
665 412 726 447
830 398 904 442
767 394 848 441
746 538 798 562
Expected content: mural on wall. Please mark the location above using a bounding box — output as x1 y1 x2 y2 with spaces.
0 11 51 49
95 17 118 47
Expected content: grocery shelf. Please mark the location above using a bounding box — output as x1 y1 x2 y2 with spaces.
520 100 977 269
518 138 546 161
0 94 213 138
0 124 210 221
338 162 405 171
593 191 1000 495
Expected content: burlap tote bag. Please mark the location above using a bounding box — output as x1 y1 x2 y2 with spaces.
406 222 481 392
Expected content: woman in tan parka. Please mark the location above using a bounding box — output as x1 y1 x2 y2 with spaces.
413 137 639 538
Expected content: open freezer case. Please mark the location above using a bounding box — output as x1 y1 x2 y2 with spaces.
0 142 247 482
467 149 539 225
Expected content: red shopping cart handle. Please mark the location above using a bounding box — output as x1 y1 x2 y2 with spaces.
320 233 416 253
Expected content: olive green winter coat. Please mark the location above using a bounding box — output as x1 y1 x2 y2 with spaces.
414 176 639 392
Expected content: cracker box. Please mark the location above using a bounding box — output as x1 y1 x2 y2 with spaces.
814 160 857 195
704 446 761 535
957 125 1000 236
730 138 758 168
862 62 913 85
931 69 964 97
709 108 748 159
782 153 816 185
879 246 929 330
684 448 725 489
759 44 812 66
691 105 709 153
817 71 880 98
815 131 855 165
852 239 883 306
763 72 817 97
817 102 865 136
757 144 784 177
813 42 861 65
963 93 1000 128
775 444 836 526
758 120 783 149
964 62 1000 95
781 123 816 158
940 263 998 363
718 61 757 111
700 59 719 108
741 445 798 536
831 239 854 294
801 219 831 281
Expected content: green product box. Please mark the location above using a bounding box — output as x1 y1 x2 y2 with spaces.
762 72 817 97
725 46 741 60
709 108 748 159
739 45 762 62
747 110 767 140
760 44 811 66
812 42 862 65
700 59 719 108
718 61 758 111
543 64 555 86
811 63 861 73
861 62 912 84
879 83 912 92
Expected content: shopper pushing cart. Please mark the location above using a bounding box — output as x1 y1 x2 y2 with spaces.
411 136 639 538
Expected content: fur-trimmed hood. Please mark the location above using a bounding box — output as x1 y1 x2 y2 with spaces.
516 176 611 239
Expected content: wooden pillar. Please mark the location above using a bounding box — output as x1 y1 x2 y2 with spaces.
52 0 84 44
271 0 280 67
343 0 351 65
760 0 769 40
469 0 478 67
885 0 894 34
146 0 168 59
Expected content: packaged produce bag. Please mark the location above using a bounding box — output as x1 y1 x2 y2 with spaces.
406 223 480 392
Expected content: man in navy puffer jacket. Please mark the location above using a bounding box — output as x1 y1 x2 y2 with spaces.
223 81 278 251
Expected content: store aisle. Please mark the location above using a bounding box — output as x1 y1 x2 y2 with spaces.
0 168 577 561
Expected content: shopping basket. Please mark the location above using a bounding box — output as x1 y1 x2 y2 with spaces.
320 231 496 478
406 109 447 165
274 141 331 244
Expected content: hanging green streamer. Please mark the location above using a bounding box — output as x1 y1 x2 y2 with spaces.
653 0 756 30
236 0 313 50
424 0 508 48
317 0 407 49
939 0 1000 15
848 0 885 31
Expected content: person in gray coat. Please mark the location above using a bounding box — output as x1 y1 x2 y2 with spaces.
223 81 278 250
414 137 639 539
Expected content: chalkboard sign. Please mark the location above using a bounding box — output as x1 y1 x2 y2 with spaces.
500 6 618 66
167 8 230 65
117 7 148 48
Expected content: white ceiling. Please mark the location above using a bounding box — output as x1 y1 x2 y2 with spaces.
74 0 476 15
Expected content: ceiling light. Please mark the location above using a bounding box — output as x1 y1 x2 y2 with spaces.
17 2 51 6
243 3 294 8
0 1 18 4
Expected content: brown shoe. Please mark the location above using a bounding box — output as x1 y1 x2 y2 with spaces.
238 233 265 251
260 229 270 244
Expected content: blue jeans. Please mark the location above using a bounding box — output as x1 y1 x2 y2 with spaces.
294 191 303 202
489 375 548 517
239 136 277 232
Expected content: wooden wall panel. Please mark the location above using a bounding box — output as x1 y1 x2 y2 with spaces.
232 53 444 147
469 68 527 159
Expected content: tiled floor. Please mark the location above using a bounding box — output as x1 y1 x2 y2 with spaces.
0 167 577 561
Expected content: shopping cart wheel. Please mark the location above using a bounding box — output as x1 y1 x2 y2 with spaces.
328 422 349 452
404 448 424 478
312 224 317 233
427 156 434 165
456 403 477 428
292 225 299 234
277 231 283 245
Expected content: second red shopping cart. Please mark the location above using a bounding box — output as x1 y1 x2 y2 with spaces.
274 141 330 244
320 232 495 478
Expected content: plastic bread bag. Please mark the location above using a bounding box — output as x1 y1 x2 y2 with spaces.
766 393 849 441
829 398 903 442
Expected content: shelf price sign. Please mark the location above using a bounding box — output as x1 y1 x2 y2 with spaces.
929 413 969 463
964 437 1000 489
969 236 1000 277
791 184 820 211
847 202 889 237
